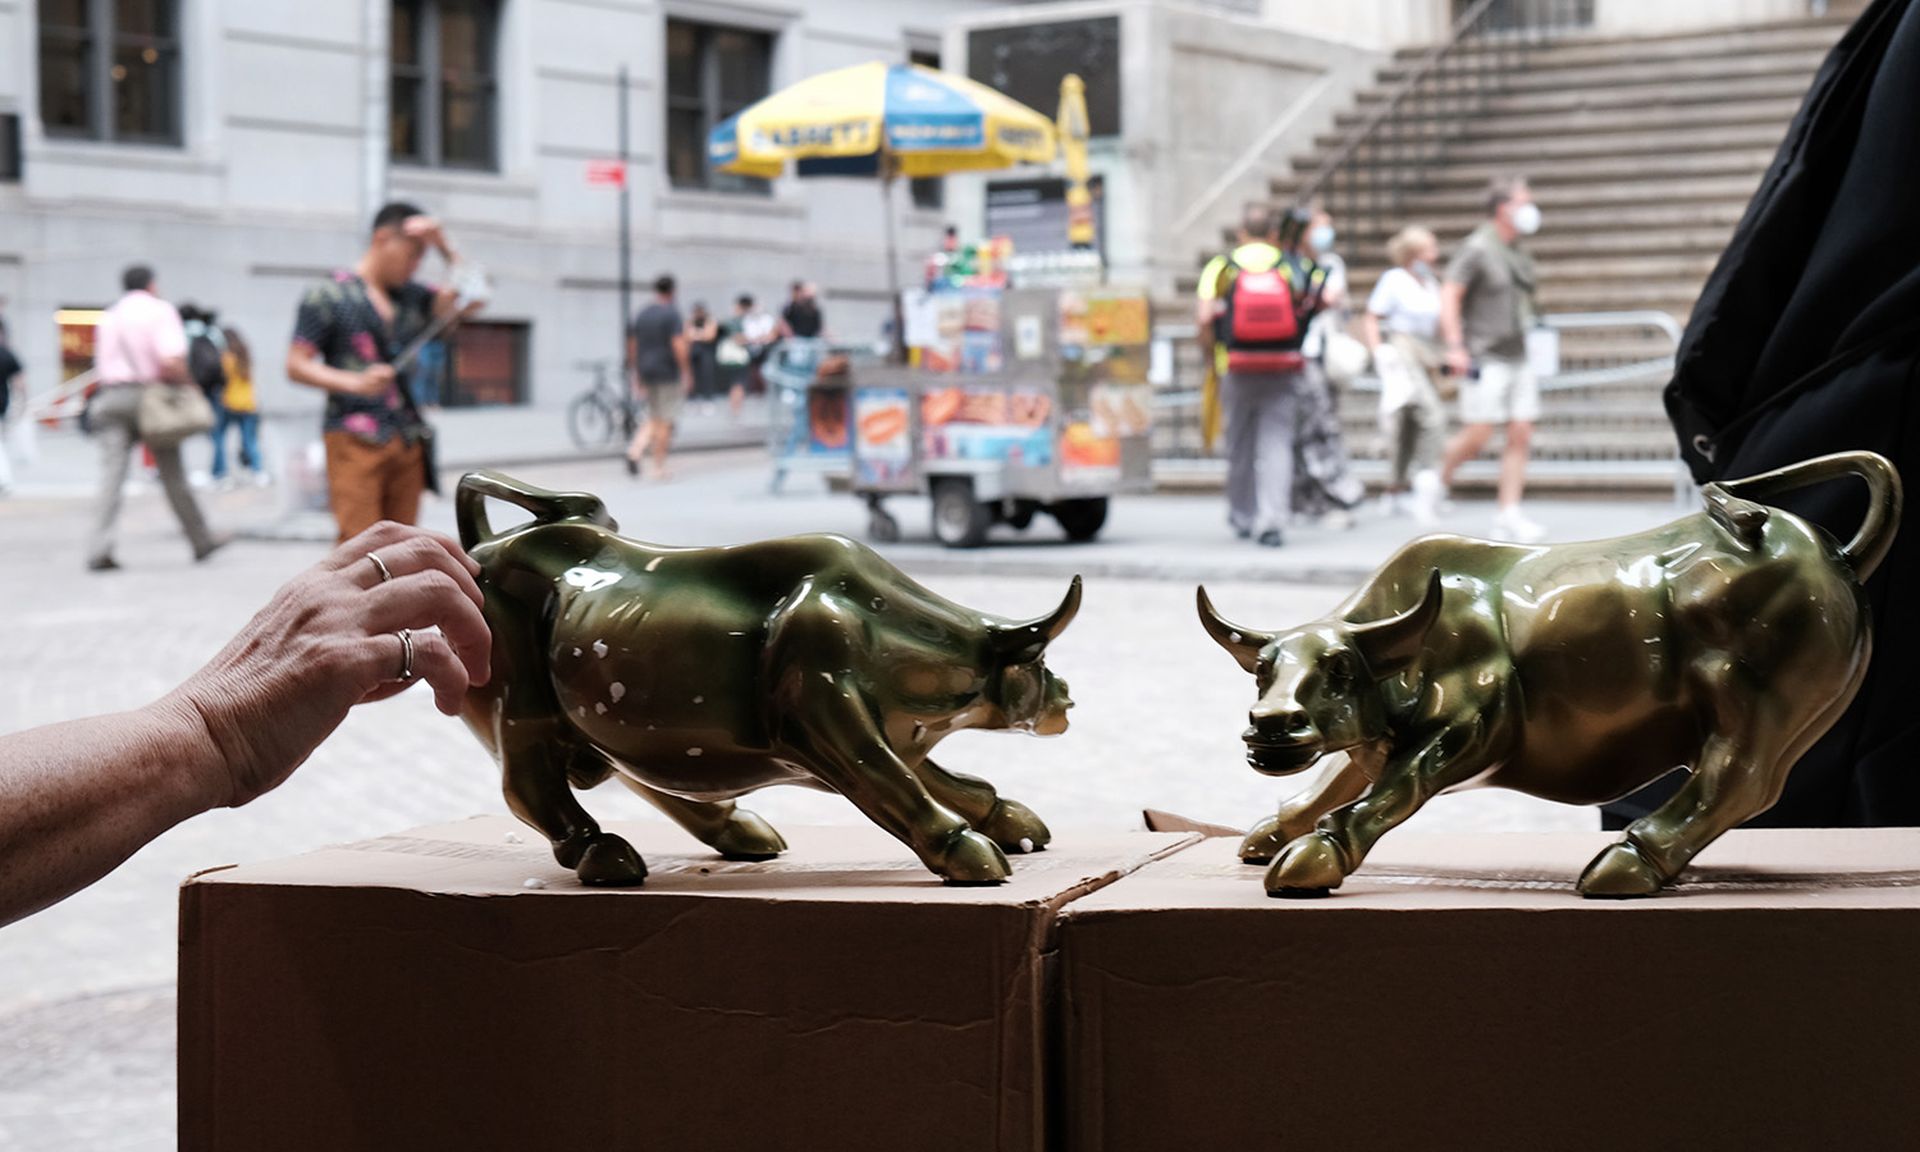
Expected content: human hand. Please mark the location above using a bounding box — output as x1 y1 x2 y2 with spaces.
402 214 450 254
1445 346 1472 378
167 523 492 808
358 364 397 396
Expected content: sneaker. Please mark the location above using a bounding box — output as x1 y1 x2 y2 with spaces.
1409 470 1445 526
1321 509 1357 532
1492 506 1547 544
87 555 121 573
1256 529 1284 548
251 469 274 488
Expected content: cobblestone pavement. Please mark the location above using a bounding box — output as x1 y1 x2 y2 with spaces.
0 450 1618 1147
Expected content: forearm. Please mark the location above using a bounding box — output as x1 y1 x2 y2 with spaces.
1438 286 1467 350
1361 314 1382 350
287 354 367 396
0 694 225 927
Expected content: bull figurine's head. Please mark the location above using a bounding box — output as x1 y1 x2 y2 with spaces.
1197 570 1443 775
980 576 1082 736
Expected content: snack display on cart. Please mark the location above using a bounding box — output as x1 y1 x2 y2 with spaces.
857 283 1154 547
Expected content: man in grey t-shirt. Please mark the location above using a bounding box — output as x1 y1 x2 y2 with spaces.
1437 176 1545 543
627 273 691 479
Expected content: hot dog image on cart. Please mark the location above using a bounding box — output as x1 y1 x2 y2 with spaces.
858 286 1155 547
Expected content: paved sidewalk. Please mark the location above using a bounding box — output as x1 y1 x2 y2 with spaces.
0 449 1676 1147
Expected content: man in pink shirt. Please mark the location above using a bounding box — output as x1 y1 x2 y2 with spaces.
88 265 224 571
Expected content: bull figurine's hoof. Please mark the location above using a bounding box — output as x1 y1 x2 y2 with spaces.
1577 839 1669 899
575 834 649 887
1264 832 1349 896
1238 813 1296 865
978 797 1052 854
710 808 788 862
934 828 1013 886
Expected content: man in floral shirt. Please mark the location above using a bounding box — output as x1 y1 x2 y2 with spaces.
287 201 469 540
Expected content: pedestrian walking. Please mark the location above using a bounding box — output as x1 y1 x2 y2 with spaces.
1364 225 1449 523
686 301 720 408
287 201 473 542
1291 207 1365 528
1437 176 1546 542
1197 204 1330 548
212 326 266 488
0 327 22 496
626 274 691 480
85 266 227 571
181 304 228 485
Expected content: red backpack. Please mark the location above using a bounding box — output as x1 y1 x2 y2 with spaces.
1217 252 1322 373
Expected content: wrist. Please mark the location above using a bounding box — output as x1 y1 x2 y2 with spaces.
140 690 236 816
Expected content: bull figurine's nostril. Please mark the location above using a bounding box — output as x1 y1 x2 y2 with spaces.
1249 704 1312 736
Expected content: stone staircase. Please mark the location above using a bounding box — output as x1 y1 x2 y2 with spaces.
1179 10 1861 490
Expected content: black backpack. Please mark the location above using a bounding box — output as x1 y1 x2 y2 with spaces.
188 331 227 399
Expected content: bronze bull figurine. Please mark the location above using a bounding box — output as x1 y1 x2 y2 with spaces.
1199 451 1902 898
455 471 1075 887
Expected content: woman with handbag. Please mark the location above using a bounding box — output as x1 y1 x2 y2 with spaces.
86 265 226 572
1363 226 1451 525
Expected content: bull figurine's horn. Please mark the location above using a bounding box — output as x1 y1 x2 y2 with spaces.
993 576 1084 660
1196 586 1273 674
1348 569 1444 676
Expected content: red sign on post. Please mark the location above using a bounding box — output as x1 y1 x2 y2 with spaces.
585 160 627 187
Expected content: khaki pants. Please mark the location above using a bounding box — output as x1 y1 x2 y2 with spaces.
88 384 217 564
324 431 425 543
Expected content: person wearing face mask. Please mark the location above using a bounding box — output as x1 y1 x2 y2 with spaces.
1363 225 1448 523
1291 207 1365 529
1436 176 1545 543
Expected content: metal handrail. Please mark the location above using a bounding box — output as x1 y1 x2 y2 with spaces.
1292 0 1500 210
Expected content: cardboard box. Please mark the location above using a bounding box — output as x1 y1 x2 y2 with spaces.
1061 829 1920 1152
180 817 1193 1152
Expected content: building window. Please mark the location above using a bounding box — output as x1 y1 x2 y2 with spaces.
38 0 182 145
447 321 529 406
0 115 21 181
907 49 943 212
392 0 500 170
666 19 772 193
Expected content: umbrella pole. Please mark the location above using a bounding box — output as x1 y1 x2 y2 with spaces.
881 164 905 363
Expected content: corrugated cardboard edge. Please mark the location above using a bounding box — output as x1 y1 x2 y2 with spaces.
1036 830 1205 1152
1141 809 1243 839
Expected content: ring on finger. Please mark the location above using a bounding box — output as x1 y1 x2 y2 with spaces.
392 629 416 682
366 552 395 584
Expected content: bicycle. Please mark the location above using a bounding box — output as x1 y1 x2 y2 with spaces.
567 360 645 451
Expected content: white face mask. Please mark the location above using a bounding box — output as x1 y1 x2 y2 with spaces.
1511 202 1542 236
1308 225 1336 253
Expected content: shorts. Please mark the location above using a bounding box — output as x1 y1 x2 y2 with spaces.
1458 357 1540 425
643 379 685 423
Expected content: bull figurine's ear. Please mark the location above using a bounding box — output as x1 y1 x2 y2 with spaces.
1349 569 1444 676
992 576 1083 662
1196 586 1273 674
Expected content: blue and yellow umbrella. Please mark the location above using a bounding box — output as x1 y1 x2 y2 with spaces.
710 63 1057 356
709 62 1057 181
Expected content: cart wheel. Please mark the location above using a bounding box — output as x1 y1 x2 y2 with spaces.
1051 498 1109 542
869 507 901 543
931 478 992 548
1005 500 1040 531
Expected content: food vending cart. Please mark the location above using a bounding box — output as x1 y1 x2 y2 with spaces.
851 285 1154 547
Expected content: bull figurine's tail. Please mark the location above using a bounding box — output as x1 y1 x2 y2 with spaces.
456 470 614 552
1716 451 1904 582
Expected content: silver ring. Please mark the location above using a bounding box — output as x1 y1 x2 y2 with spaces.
393 629 415 682
366 552 394 584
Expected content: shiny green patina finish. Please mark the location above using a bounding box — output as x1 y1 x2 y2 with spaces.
454 471 1077 886
1200 452 1903 898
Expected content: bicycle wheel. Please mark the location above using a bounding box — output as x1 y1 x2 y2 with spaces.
569 393 616 450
